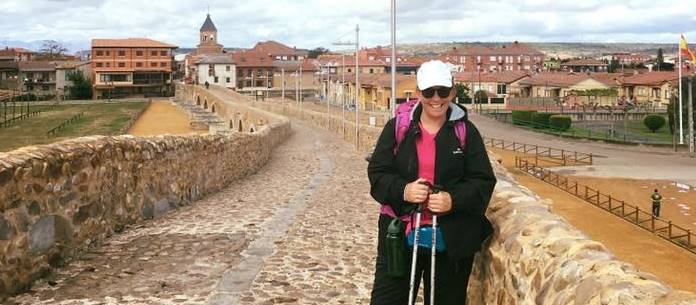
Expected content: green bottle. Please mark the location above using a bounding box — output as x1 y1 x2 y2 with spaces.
386 217 407 278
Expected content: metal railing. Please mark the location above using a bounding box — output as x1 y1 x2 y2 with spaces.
515 156 695 254
485 137 593 166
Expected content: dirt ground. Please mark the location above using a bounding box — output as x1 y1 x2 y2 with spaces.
127 99 203 136
489 147 696 292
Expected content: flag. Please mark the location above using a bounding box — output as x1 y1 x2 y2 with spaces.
680 34 696 65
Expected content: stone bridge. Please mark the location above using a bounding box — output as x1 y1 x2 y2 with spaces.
0 85 695 304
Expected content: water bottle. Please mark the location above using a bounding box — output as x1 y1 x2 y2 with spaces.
386 218 407 278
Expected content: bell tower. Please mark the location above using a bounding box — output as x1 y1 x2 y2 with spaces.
196 14 223 54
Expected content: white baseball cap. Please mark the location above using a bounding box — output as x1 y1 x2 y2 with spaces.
417 60 452 90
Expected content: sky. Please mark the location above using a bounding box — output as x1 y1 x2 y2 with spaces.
1 0 696 52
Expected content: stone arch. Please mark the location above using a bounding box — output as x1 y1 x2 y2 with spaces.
238 120 243 132
204 99 208 109
211 104 216 113
229 120 234 129
196 96 201 106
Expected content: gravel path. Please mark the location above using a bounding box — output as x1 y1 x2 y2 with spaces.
8 121 378 305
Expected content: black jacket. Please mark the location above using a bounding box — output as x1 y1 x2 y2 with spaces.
367 102 496 260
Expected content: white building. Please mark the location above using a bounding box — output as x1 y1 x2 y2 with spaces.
195 55 236 88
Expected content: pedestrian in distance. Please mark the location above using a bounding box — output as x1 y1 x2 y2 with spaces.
367 60 497 305
652 189 663 218
204 80 210 89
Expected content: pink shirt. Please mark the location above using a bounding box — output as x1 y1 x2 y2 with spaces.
415 122 437 225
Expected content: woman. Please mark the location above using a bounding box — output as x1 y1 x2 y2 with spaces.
367 60 497 305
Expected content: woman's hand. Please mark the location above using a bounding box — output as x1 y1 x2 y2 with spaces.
428 191 452 214
403 178 430 203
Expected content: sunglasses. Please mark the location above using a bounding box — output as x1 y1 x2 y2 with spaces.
421 87 452 99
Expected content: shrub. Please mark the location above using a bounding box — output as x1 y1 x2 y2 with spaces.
549 115 572 131
531 112 553 128
511 110 537 125
643 114 666 132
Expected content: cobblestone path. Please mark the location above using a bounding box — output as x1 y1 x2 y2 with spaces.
8 121 378 305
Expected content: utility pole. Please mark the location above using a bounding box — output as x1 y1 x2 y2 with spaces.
281 68 285 102
333 24 360 148
390 0 396 118
342 53 346 137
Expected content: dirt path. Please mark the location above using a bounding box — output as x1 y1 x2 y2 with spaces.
491 147 696 292
127 99 202 136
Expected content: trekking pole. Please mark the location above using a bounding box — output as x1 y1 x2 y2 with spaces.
430 185 442 305
408 203 423 305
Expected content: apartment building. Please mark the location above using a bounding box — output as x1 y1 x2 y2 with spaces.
444 42 545 73
561 59 608 72
91 38 177 99
195 55 236 89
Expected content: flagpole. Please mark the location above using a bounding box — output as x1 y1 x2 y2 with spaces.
679 36 684 144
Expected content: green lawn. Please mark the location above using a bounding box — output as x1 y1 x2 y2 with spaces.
0 102 148 152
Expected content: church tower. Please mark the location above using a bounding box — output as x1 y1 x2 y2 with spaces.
196 14 223 54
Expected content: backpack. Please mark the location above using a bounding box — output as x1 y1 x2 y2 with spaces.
393 99 467 154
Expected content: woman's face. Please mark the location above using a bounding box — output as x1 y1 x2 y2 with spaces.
419 86 454 120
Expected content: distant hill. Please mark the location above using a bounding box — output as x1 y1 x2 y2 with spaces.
396 42 680 59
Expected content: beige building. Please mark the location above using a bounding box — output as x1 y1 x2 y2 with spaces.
620 71 681 106
333 73 417 111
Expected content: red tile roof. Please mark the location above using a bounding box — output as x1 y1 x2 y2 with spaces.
518 72 595 87
621 71 680 86
92 38 177 48
454 71 529 84
18 61 61 71
251 41 307 56
0 47 35 56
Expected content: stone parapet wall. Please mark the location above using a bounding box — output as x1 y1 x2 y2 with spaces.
0 94 291 298
248 99 696 304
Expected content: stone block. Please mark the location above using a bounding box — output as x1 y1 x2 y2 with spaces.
0 216 13 240
29 215 73 255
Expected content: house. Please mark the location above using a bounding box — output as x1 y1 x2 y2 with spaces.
56 61 92 100
91 38 177 99
561 59 608 72
335 73 417 111
251 41 308 61
0 47 35 63
517 72 620 98
0 62 19 90
18 61 60 96
454 71 530 106
195 55 236 89
620 71 681 106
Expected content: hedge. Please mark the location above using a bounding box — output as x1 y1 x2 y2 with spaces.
549 115 572 131
531 112 554 128
511 110 537 125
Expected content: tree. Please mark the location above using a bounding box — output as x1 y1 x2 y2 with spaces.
308 47 329 59
66 70 92 100
455 83 470 102
38 40 68 60
656 48 664 71
474 90 488 104
608 58 620 73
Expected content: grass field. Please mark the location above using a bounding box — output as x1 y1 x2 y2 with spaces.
0 101 148 152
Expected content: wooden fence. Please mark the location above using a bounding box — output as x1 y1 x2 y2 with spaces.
515 156 695 255
485 137 593 166
46 112 84 137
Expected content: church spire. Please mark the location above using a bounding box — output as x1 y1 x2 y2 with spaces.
200 14 217 32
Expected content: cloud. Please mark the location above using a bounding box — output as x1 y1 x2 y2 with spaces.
0 0 695 52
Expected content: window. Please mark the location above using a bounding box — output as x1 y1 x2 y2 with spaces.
105 51 110 56
160 51 167 56
160 62 167 67
237 70 243 77
118 62 125 68
136 51 143 56
214 77 219 83
135 62 143 67
490 56 496 61
226 65 230 71
275 56 281 60
369 68 374 73
42 84 50 91
282 56 288 60
497 84 507 94
96 50 103 56
151 51 157 56
150 62 157 67
347 68 352 73
226 77 230 83
246 80 252 87
96 62 103 68
118 50 125 56
105 62 111 67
